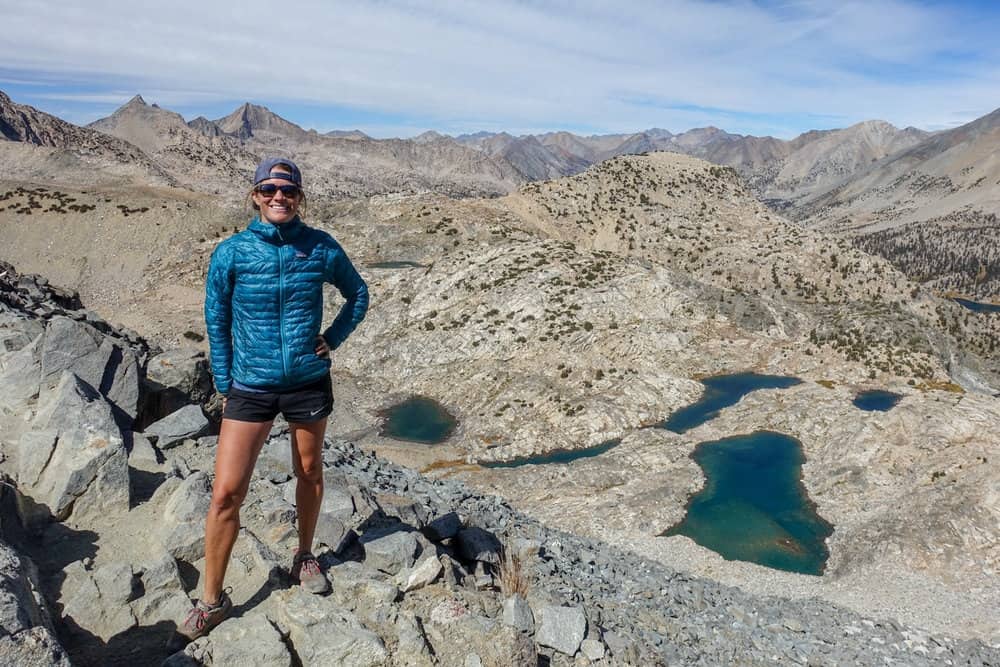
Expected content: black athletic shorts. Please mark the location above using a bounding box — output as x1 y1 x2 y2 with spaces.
223 374 333 423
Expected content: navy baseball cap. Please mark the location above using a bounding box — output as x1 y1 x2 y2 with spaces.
253 157 302 186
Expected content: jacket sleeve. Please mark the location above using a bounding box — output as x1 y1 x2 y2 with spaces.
204 244 236 395
322 243 369 351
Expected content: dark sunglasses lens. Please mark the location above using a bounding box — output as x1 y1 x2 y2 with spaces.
256 184 299 196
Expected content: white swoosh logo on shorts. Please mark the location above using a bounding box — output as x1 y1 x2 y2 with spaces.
310 408 323 416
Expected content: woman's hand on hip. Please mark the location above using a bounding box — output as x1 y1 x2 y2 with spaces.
315 335 330 358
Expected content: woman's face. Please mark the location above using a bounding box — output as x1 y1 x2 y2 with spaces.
252 173 301 224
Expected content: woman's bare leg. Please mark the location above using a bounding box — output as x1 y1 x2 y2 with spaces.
289 418 327 553
202 418 273 604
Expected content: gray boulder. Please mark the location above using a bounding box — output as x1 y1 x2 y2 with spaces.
394 611 433 666
399 554 443 592
423 511 462 541
40 316 140 422
275 591 388 665
321 481 358 519
145 405 209 450
502 594 534 633
603 630 639 662
0 541 71 666
160 471 212 561
535 605 587 656
59 561 137 640
0 334 41 413
131 552 192 625
0 315 43 352
313 514 353 553
128 432 162 470
208 614 292 665
457 527 501 565
145 348 210 396
18 372 129 521
143 348 212 420
424 604 537 667
329 561 400 611
362 529 419 575
0 626 72 667
580 637 606 661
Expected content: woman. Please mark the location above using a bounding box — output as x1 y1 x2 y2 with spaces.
177 157 369 642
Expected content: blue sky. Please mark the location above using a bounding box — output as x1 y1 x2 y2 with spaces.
1 0 997 139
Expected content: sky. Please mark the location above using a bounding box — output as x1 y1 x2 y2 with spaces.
1 0 998 139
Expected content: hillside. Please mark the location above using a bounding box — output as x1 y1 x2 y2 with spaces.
0 91 172 188
797 108 1000 298
301 153 998 639
88 95 258 193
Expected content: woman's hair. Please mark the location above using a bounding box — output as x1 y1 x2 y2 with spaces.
246 162 307 215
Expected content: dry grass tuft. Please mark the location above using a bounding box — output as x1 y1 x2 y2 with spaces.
495 541 530 598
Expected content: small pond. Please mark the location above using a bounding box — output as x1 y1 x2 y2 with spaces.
852 390 903 412
368 261 426 269
661 430 832 575
953 297 1000 313
379 396 457 444
482 439 621 468
662 373 802 433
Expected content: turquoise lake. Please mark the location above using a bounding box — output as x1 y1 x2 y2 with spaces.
662 373 802 433
853 390 903 412
379 397 457 444
953 297 1000 313
662 431 832 575
483 439 621 468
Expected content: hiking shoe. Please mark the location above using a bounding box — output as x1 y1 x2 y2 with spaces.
291 550 331 594
173 590 233 645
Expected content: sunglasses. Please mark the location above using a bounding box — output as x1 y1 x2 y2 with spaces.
255 183 301 197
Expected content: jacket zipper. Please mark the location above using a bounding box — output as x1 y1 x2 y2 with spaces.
278 244 289 383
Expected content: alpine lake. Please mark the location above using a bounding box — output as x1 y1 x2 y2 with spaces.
382 373 904 575
482 439 621 468
853 389 903 412
378 396 457 444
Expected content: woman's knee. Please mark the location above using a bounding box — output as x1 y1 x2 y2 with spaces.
209 486 246 515
294 459 323 484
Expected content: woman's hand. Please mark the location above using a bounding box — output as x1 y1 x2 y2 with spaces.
315 335 330 358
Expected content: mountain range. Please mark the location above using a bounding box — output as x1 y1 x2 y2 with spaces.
1 89 999 296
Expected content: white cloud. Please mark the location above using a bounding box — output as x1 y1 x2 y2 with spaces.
1 0 997 137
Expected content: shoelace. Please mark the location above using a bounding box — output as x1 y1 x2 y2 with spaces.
184 605 208 631
299 557 321 577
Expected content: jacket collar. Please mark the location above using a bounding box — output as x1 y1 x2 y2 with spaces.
249 216 304 244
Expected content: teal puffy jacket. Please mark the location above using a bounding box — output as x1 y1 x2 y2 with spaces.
204 216 369 395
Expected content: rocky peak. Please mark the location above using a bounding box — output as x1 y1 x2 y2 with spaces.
0 88 124 151
95 94 183 126
186 115 223 137
644 127 674 140
413 130 446 144
214 102 307 141
671 126 735 148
